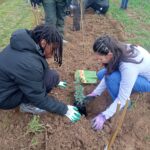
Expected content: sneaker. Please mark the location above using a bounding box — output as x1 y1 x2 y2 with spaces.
20 103 47 115
63 39 68 44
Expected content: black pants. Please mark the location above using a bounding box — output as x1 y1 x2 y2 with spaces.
85 0 109 14
0 69 59 109
89 3 109 14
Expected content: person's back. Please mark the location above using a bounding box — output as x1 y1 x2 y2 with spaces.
0 29 47 108
120 45 150 82
134 46 150 79
0 24 81 123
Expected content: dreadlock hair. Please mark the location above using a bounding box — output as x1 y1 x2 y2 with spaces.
93 35 143 75
31 24 63 66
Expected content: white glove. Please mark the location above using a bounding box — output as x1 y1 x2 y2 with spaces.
65 105 81 123
58 81 67 88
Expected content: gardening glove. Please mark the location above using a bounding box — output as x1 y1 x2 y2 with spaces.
91 114 106 131
30 0 42 7
58 81 67 89
65 105 81 123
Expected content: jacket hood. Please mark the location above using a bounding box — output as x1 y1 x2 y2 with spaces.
10 29 43 56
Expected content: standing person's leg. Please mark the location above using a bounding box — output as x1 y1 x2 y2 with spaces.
124 0 128 9
120 0 126 9
42 0 57 26
56 0 67 36
44 69 60 93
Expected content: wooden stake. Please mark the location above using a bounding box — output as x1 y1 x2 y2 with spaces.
106 99 129 150
45 129 48 150
112 101 121 131
79 0 85 50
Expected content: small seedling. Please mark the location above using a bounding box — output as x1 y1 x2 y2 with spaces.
144 135 150 142
74 75 87 115
128 100 136 110
27 115 45 134
74 79 85 104
31 137 38 146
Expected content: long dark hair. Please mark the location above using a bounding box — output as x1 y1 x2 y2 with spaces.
31 24 63 66
93 35 143 74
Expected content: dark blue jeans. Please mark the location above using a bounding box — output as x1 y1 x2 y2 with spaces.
120 0 128 9
0 69 59 109
97 68 150 101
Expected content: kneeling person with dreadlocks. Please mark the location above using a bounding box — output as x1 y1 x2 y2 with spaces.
0 24 81 123
85 35 150 130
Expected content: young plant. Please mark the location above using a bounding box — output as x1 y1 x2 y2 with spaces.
27 115 45 134
74 78 87 116
74 77 85 104
30 137 39 148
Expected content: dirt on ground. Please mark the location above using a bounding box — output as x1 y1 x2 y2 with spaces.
0 12 150 150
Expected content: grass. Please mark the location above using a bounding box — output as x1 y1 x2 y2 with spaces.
30 137 39 147
0 0 33 49
0 0 150 50
27 115 45 134
144 135 150 142
109 0 150 50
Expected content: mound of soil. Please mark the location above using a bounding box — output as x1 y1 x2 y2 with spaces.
0 13 149 150
85 93 112 119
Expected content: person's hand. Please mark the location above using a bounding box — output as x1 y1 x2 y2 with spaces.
91 114 106 131
65 105 81 123
30 0 42 7
58 81 67 89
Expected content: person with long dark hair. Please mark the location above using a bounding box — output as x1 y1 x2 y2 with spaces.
87 35 150 130
0 24 81 123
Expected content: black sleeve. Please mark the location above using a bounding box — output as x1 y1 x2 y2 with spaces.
15 66 68 116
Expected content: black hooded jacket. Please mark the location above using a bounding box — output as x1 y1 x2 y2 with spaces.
0 29 68 115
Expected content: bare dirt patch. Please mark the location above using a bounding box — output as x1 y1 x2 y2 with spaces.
0 13 149 150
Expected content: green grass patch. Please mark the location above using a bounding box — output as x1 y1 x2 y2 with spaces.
0 0 33 49
27 115 45 134
109 0 150 50
0 0 150 50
